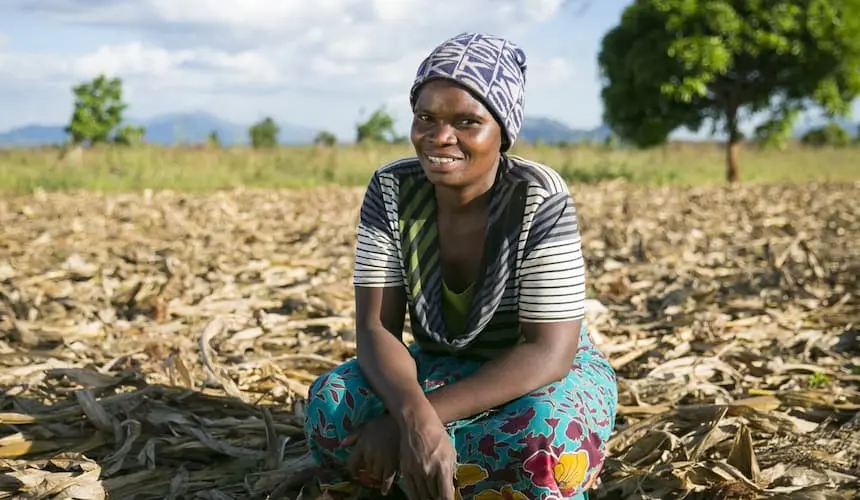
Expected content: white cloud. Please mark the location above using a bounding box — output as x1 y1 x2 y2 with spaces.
1 0 573 93
0 43 282 90
0 40 575 99
528 57 578 89
0 0 591 132
9 0 564 50
505 0 568 22
13 0 564 43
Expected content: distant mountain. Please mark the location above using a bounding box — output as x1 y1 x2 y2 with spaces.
0 124 68 147
0 113 610 148
0 112 320 147
125 112 247 145
518 116 860 144
519 117 613 144
6 111 852 148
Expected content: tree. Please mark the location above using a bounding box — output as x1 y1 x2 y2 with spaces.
598 0 860 182
249 117 279 148
356 107 403 143
113 125 146 146
65 74 130 146
208 130 221 148
800 122 852 147
314 130 338 147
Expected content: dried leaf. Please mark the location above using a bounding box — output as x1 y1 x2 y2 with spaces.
727 424 760 484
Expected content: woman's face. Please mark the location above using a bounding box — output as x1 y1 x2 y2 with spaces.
410 79 503 189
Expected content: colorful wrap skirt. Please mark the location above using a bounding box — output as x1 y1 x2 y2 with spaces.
304 325 618 499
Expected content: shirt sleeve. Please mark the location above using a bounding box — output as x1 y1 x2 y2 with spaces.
518 191 587 322
352 172 403 287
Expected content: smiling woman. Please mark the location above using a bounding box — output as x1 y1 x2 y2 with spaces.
304 32 618 500
411 78 503 193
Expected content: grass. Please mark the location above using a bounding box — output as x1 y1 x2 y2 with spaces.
1 141 859 194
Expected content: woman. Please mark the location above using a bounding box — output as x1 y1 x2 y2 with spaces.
304 32 618 500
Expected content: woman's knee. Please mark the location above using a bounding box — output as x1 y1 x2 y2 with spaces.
452 412 609 498
304 359 383 451
481 374 614 492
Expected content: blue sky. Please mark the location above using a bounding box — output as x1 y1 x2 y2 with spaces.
0 0 857 141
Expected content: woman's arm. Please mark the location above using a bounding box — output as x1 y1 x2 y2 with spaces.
354 285 436 426
425 319 581 424
426 190 588 423
349 170 458 499
350 171 438 426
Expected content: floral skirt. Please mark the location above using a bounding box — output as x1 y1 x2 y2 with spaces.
304 326 618 499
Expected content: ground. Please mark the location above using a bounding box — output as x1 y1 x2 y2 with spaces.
0 180 858 499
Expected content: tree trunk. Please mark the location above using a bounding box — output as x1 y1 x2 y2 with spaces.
726 139 740 183
725 105 741 183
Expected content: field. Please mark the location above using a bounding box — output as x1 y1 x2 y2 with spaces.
0 143 859 499
2 142 860 194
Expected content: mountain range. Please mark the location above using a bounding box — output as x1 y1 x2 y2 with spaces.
0 113 614 148
0 112 320 147
0 112 856 148
0 112 612 147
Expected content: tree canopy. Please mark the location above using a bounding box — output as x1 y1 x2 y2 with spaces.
66 74 144 146
249 117 280 148
355 107 405 144
598 0 860 182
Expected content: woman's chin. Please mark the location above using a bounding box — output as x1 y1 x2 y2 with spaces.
421 160 465 183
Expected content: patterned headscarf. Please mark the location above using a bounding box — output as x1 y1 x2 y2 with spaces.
410 32 528 152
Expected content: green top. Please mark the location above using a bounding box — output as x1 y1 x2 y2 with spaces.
441 279 475 336
404 203 476 337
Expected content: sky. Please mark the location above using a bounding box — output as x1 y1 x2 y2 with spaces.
0 0 857 141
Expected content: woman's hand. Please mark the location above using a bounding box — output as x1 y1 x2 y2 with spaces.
343 415 400 495
398 408 457 500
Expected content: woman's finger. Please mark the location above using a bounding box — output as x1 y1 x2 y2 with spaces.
368 452 385 486
401 474 420 500
346 441 365 481
424 469 440 500
437 465 456 500
414 470 435 500
379 461 397 496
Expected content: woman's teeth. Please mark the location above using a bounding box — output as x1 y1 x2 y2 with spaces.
427 155 457 164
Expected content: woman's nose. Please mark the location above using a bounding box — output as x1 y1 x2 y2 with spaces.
428 123 456 145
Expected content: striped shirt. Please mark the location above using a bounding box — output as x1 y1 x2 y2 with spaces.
353 154 586 358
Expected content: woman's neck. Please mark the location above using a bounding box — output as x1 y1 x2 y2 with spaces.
435 158 500 215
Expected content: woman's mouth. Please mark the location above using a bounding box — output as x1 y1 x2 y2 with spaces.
427 155 457 164
423 153 465 172
424 155 460 164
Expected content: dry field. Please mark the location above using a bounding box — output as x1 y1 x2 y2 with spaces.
0 180 858 499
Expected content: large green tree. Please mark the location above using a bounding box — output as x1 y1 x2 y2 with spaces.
66 75 129 146
598 0 860 182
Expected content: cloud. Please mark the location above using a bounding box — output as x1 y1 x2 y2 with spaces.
0 43 282 91
0 0 588 132
10 0 567 50
528 57 578 89
2 0 574 93
0 41 577 100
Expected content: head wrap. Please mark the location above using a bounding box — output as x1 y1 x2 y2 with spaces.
410 32 528 151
